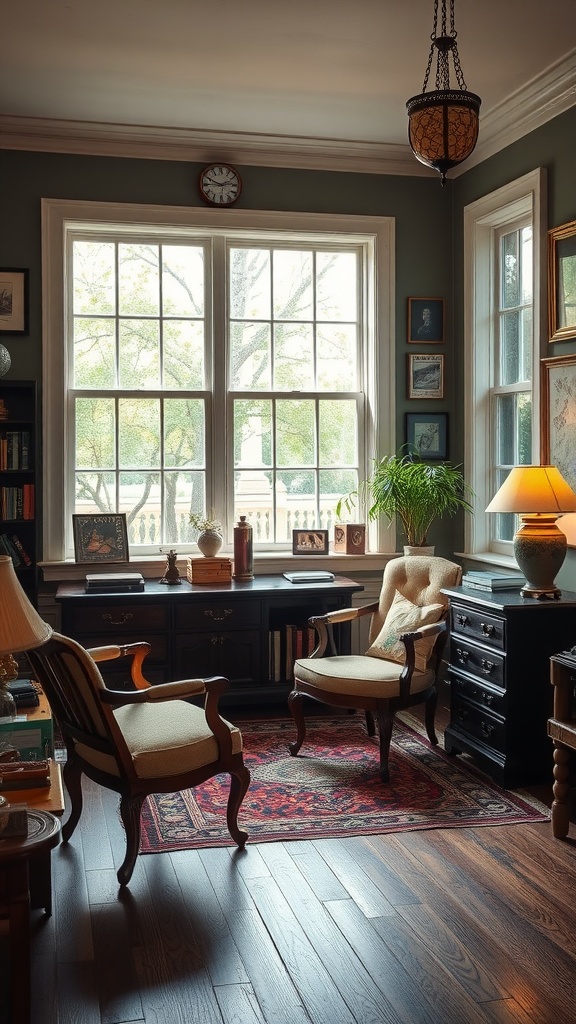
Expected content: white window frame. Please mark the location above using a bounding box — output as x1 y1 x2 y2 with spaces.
41 199 395 564
463 168 547 563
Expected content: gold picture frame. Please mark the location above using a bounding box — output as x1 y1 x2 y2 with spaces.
541 354 576 547
548 220 576 342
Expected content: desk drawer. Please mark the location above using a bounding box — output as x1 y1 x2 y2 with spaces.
175 601 261 631
451 694 505 753
450 605 505 650
63 602 168 636
449 671 506 717
450 639 505 688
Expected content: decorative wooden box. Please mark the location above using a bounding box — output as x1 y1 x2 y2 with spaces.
333 524 366 554
187 557 233 584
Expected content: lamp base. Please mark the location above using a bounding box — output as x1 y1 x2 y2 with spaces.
514 515 567 601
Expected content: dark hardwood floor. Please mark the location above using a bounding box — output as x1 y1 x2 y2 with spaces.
6 709 576 1024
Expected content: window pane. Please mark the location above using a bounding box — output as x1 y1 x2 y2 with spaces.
500 311 520 385
119 472 160 544
317 251 357 321
119 320 160 388
75 471 115 514
164 399 205 468
276 400 315 467
496 395 514 466
319 400 357 465
73 241 115 316
501 232 519 309
163 471 196 544
273 250 313 320
317 324 357 390
163 321 205 390
230 322 271 390
75 398 115 469
118 399 160 468
230 247 270 319
118 243 159 315
73 318 116 388
273 323 314 390
517 393 532 464
161 245 204 317
234 400 272 468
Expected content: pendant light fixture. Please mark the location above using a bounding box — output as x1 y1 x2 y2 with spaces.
406 0 481 185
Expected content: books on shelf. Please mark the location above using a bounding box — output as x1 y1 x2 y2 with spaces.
268 623 317 683
462 570 525 591
85 572 145 593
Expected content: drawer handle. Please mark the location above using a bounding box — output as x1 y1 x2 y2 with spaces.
480 659 496 675
456 647 469 665
205 609 233 622
456 613 470 627
457 709 469 722
480 721 495 738
210 636 225 645
102 612 133 626
480 622 495 637
482 692 495 707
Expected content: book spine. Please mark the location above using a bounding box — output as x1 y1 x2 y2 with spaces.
10 534 32 565
0 532 22 567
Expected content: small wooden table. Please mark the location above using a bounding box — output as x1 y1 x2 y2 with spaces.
0 808 61 1024
1 759 65 815
549 650 576 838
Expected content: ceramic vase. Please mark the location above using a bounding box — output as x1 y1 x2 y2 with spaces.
197 529 223 557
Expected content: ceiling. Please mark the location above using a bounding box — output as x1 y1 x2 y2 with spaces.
2 0 576 176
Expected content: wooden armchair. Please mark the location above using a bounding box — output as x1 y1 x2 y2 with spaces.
26 633 250 885
288 555 462 781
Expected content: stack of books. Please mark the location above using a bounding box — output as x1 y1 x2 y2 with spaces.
187 557 233 584
461 570 525 592
85 572 145 593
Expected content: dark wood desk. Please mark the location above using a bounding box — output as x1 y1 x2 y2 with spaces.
0 809 61 1024
57 574 364 705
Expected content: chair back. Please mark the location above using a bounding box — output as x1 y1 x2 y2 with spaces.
368 555 462 646
26 632 126 770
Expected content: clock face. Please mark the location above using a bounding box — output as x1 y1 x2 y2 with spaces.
199 164 242 206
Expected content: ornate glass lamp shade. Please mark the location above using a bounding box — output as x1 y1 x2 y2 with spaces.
407 89 481 182
486 466 576 600
407 0 481 184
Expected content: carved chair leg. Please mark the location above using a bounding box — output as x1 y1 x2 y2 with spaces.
424 690 439 746
288 689 307 755
61 755 84 842
117 794 145 886
375 711 394 783
365 710 376 736
226 765 251 847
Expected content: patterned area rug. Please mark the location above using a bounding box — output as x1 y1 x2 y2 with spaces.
140 715 549 852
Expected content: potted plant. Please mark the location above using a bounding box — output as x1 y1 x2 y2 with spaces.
336 450 473 551
189 509 223 557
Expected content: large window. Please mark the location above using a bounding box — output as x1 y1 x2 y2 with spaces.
463 169 546 560
43 201 394 561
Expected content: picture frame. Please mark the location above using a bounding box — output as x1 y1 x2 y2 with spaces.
292 529 329 555
407 297 444 344
541 354 576 547
73 513 130 563
408 353 444 399
0 268 29 335
406 412 448 459
548 221 576 342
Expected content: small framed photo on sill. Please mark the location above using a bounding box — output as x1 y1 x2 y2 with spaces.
407 297 444 343
408 353 444 399
73 513 130 563
292 529 329 555
406 412 448 460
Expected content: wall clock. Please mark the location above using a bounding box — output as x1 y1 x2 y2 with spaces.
199 164 242 206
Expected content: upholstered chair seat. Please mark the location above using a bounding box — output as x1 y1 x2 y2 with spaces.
288 555 462 781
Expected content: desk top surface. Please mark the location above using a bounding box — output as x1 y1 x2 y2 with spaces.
57 573 364 601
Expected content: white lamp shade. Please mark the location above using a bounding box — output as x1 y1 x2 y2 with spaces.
0 555 52 656
485 466 576 515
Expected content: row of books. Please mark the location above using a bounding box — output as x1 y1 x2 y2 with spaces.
0 532 32 567
269 624 317 683
462 570 525 591
0 483 35 520
0 430 30 470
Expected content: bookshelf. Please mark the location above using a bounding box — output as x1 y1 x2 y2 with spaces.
0 380 37 601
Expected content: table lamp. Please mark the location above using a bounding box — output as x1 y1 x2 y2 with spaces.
485 466 576 599
0 555 52 718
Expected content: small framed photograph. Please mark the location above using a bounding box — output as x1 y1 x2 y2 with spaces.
408 353 444 399
407 297 444 343
73 513 130 563
0 268 29 335
406 412 448 460
292 529 329 555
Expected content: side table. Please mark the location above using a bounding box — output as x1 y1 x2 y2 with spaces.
0 809 61 1024
549 650 576 839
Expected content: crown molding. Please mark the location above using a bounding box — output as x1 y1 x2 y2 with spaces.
1 50 575 177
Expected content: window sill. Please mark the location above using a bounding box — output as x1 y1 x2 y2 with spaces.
455 550 519 571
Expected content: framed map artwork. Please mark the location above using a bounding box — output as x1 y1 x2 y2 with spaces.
541 354 576 547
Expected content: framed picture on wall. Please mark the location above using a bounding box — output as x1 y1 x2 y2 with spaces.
0 268 29 335
407 297 444 343
408 353 444 399
406 412 448 459
541 354 576 547
548 220 576 342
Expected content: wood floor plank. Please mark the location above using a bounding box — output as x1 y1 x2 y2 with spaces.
91 901 144 1024
52 830 94 963
313 838 397 918
338 834 421 906
286 842 350 902
214 982 267 1024
56 961 101 1024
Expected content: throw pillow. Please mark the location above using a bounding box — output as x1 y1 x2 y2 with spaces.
366 591 444 671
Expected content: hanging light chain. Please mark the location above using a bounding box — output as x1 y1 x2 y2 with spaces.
422 0 468 94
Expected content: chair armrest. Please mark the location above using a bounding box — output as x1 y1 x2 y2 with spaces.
98 677 209 705
398 620 447 700
87 642 153 690
307 601 379 657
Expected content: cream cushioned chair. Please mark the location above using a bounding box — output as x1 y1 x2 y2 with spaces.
26 633 250 885
288 555 462 781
